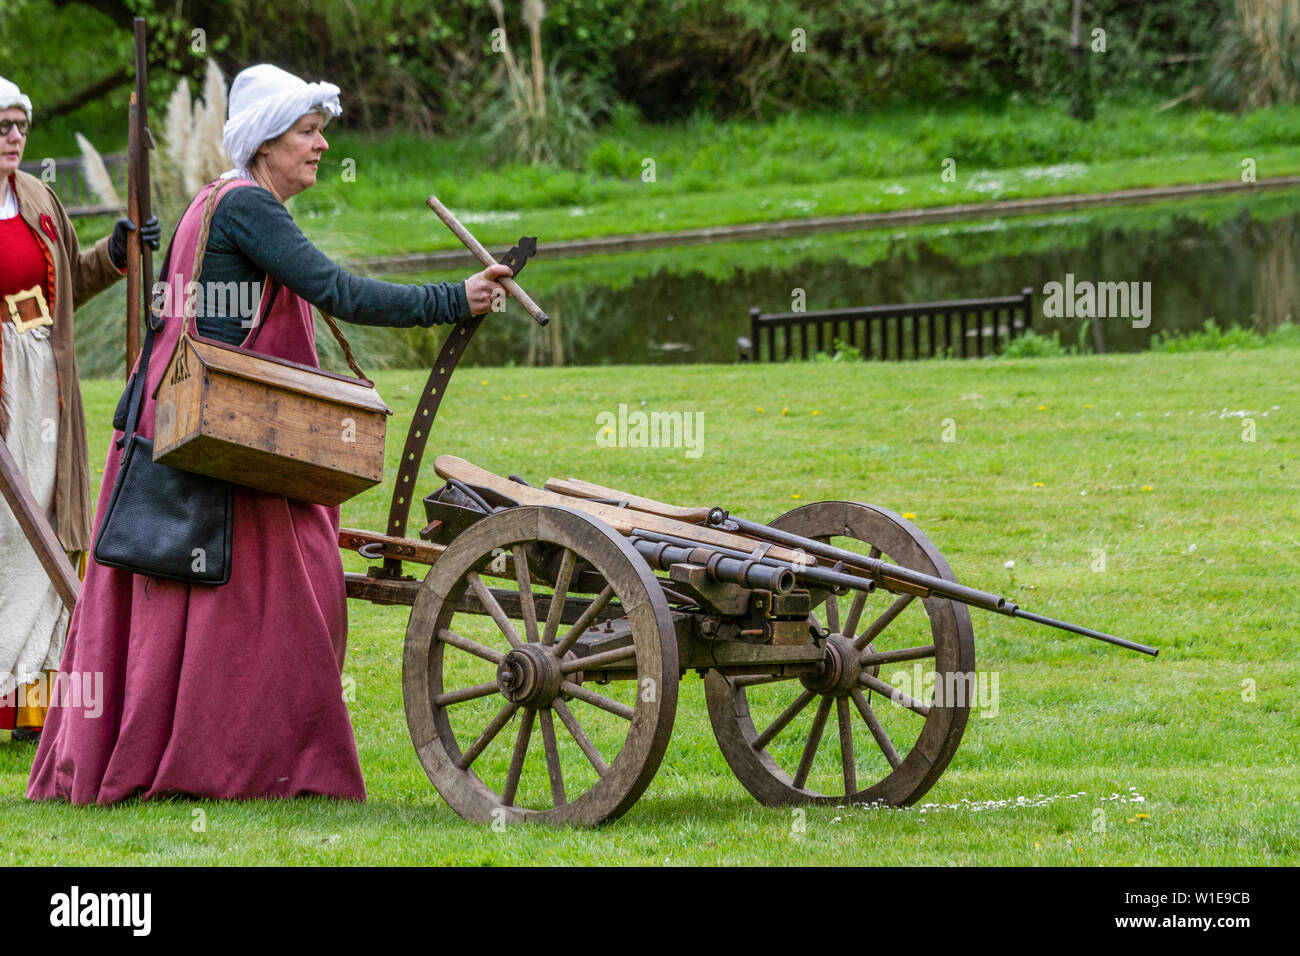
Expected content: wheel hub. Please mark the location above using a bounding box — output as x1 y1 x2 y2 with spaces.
800 634 862 697
497 645 563 707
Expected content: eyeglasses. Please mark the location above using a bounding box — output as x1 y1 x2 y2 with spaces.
0 119 30 137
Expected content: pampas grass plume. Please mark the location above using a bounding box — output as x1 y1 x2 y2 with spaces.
74 132 122 209
192 58 230 182
164 77 196 193
159 59 230 201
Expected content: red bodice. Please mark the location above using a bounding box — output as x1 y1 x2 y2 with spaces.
0 213 49 300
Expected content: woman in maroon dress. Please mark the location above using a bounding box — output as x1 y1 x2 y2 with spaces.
27 65 509 803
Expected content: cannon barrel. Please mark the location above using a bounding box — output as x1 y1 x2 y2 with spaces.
703 509 1159 657
629 537 796 595
631 528 876 597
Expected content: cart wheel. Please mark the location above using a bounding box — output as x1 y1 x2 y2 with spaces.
404 505 678 826
705 500 976 807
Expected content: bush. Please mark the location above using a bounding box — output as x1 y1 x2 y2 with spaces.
1151 318 1300 352
586 138 641 179
4 0 1257 146
1001 330 1069 358
479 64 610 168
811 338 863 362
1205 0 1300 113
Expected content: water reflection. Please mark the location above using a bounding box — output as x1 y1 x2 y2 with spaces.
400 192 1300 367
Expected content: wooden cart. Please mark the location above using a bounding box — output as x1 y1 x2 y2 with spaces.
338 209 1155 827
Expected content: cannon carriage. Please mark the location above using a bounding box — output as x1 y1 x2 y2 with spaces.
345 464 983 826
337 206 1155 827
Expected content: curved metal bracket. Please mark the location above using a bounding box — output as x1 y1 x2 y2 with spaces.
381 312 484 576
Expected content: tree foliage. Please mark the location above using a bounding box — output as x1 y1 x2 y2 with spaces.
7 0 1248 144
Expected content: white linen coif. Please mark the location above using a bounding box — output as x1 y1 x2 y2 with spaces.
221 64 341 180
0 75 33 122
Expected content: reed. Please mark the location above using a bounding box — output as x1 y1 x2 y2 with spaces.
479 0 601 167
524 0 546 123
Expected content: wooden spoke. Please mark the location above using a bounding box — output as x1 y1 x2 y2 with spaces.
561 646 636 674
553 699 609 776
456 701 519 770
860 644 935 667
859 672 931 717
433 680 501 708
560 680 634 720
437 628 504 665
792 696 833 790
501 707 536 806
512 544 540 643
539 708 565 806
851 688 902 769
836 696 857 795
542 548 577 645
853 593 916 651
704 501 974 811
553 584 615 657
753 688 817 751
467 572 525 650
406 505 679 825
842 590 868 641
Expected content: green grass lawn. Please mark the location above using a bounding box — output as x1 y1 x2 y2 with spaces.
66 100 1300 261
296 146 1300 264
2 344 1297 864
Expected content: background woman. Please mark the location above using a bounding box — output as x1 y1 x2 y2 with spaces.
0 76 157 744
27 64 509 803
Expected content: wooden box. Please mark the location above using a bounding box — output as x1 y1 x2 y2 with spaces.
152 336 392 506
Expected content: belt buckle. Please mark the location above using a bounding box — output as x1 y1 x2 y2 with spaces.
4 286 54 334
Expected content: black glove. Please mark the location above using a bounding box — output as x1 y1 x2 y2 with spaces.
108 215 161 270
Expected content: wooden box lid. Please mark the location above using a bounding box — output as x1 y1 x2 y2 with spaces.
154 337 393 416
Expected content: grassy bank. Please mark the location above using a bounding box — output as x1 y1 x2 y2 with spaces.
1 346 1297 864
63 100 1300 258
65 188 1300 380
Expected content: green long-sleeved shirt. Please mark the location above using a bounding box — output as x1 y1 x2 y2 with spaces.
194 184 469 345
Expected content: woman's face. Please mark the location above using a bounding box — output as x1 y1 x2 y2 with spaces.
254 111 329 201
0 106 28 178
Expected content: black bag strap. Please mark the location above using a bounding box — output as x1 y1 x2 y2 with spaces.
119 315 156 444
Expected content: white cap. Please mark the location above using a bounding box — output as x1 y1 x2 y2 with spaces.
221 64 340 177
0 76 33 122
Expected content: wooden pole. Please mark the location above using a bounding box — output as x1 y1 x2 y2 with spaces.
0 439 79 612
125 93 141 377
125 16 154 375
425 195 549 326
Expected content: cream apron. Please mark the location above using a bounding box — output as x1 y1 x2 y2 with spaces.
0 316 70 702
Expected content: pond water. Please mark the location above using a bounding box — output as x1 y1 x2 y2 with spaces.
380 189 1300 368
71 189 1300 377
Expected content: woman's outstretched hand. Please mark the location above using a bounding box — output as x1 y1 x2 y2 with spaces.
464 263 514 316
